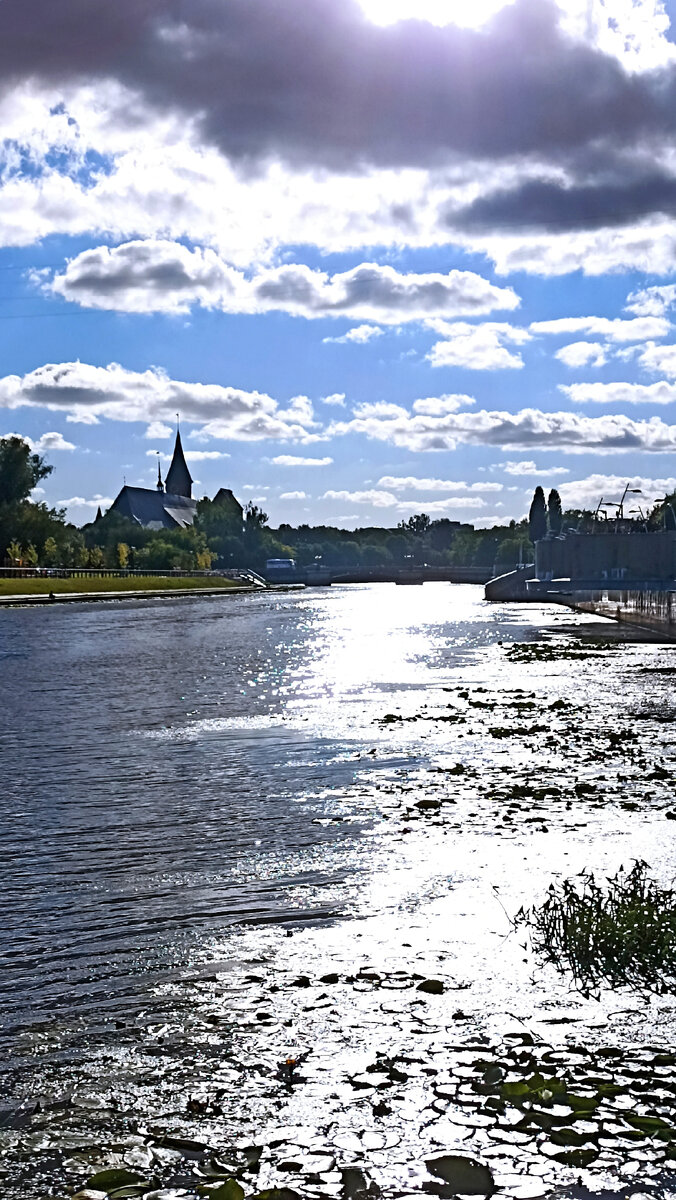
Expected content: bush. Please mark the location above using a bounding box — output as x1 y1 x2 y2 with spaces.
517 861 676 992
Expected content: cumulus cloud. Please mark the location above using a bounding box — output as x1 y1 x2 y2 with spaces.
322 488 397 507
531 315 671 342
3 0 675 180
320 393 346 407
427 322 531 370
377 475 502 493
412 394 476 415
56 493 113 518
555 341 608 368
271 454 333 466
0 361 322 442
329 402 676 454
561 380 676 405
625 283 676 317
635 342 676 376
3 0 676 278
49 243 519 321
500 460 569 476
559 473 676 510
279 490 307 500
33 431 76 452
3 429 76 452
323 325 384 344
148 448 230 462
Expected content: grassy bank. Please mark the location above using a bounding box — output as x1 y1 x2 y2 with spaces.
0 574 241 597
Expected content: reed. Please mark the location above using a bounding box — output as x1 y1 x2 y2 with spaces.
517 861 676 992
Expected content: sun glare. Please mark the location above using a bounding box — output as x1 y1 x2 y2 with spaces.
357 0 512 29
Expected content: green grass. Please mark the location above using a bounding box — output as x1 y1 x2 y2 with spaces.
517 861 676 993
0 574 240 596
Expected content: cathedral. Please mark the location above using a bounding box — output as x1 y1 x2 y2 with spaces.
107 429 242 530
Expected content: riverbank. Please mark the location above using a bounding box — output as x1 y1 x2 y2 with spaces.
0 574 271 606
0 573 243 598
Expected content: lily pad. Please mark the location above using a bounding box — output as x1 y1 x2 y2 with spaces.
86 1170 146 1193
200 1181 246 1200
426 1154 494 1195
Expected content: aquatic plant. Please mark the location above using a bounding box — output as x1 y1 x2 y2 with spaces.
518 861 676 992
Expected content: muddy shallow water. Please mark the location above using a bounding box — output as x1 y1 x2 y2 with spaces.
2 583 676 1200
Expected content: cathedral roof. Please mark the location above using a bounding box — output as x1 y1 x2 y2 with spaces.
109 486 197 529
164 429 193 498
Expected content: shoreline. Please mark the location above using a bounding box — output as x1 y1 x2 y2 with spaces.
0 582 305 606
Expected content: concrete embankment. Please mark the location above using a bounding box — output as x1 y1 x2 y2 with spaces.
484 565 535 600
565 586 676 640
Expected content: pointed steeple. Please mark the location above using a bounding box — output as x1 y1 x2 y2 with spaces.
156 456 165 493
95 505 103 521
164 425 193 498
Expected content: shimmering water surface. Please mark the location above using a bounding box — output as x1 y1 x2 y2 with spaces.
2 584 676 1200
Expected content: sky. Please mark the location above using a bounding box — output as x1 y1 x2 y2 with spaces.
6 0 676 528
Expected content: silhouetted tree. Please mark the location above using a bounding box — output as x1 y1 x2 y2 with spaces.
548 488 563 535
528 487 547 543
0 436 52 504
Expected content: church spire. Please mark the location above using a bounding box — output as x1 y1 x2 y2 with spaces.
164 422 193 498
156 455 165 493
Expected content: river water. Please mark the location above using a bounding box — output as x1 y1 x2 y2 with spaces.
2 584 676 1200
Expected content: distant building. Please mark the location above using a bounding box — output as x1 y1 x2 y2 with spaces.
107 430 242 531
211 488 243 525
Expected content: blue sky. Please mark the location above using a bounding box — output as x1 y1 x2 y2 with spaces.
5 0 676 528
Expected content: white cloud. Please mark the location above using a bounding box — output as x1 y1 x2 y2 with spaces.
56 493 113 519
625 284 676 317
144 421 173 439
555 341 608 368
34 431 76 452
329 403 676 454
49 242 519 322
412 394 476 415
531 315 670 342
377 474 502 493
3 429 76 452
323 324 384 344
561 380 676 405
427 322 530 370
320 393 346 407
0 361 321 443
636 342 676 376
147 449 230 462
271 454 333 466
558 473 676 510
322 488 397 507
398 496 487 513
279 490 307 500
500 460 569 477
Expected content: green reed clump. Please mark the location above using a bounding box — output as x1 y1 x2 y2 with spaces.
518 862 676 992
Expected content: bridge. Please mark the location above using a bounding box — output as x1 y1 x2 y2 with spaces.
266 564 491 586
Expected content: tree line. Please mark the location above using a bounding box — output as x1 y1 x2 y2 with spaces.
3 435 675 574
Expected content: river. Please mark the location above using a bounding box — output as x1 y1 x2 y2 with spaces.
2 584 676 1200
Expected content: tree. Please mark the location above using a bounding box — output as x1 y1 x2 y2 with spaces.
398 513 431 536
43 536 59 566
117 542 130 569
528 487 547 543
548 488 563 535
244 502 268 529
6 538 22 565
0 436 52 505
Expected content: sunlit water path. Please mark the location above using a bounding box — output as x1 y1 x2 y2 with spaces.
2 584 676 1199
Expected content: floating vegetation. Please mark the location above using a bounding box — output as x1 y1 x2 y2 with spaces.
518 861 676 992
505 640 622 663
